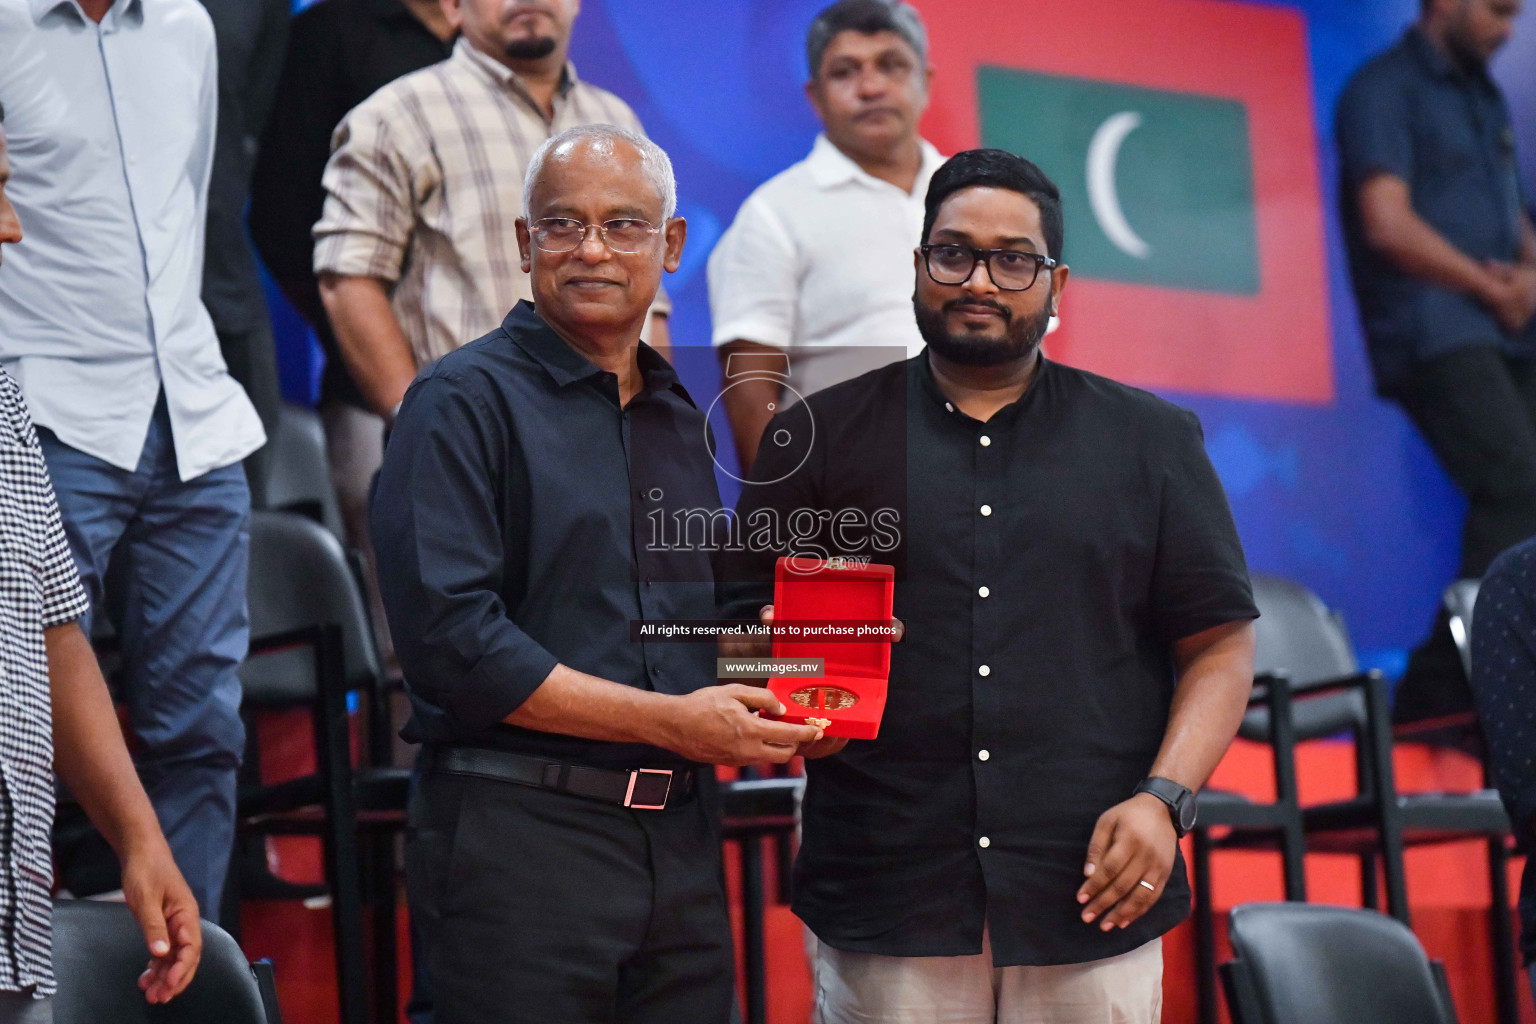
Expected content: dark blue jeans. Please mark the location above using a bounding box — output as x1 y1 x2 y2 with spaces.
38 397 248 920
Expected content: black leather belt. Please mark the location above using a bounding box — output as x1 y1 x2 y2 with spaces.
435 747 694 810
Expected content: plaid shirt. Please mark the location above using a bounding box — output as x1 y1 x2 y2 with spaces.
0 369 89 996
314 38 669 368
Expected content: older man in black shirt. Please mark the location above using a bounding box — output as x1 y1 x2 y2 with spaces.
371 125 822 1024
719 150 1258 1023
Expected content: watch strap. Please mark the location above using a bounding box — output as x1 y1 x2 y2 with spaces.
1134 776 1195 835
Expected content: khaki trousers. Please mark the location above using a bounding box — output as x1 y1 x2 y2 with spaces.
816 930 1162 1024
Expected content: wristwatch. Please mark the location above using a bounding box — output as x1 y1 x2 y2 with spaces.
1134 776 1197 836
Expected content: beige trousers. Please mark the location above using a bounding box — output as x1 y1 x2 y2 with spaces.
815 930 1162 1024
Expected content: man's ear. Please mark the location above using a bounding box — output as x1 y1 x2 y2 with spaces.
804 78 827 125
663 217 688 273
515 217 533 274
1049 263 1070 314
440 0 464 32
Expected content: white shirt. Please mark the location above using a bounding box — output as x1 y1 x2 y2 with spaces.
708 134 945 396
0 0 264 480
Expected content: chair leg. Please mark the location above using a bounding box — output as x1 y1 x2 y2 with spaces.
1379 829 1410 925
1192 830 1218 1024
1279 818 1306 903
313 627 369 1024
370 830 400 1024
739 834 768 1024
1360 854 1379 911
1487 837 1519 1024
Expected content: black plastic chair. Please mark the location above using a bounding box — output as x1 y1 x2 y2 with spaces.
1443 579 1480 680
720 773 804 1024
260 403 345 539
236 510 409 1024
1221 902 1457 1024
51 899 283 1024
1188 670 1303 1024
1232 575 1517 1024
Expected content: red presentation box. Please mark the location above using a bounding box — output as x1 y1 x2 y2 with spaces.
767 556 895 739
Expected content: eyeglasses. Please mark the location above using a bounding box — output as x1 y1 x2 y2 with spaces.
920 243 1058 291
530 217 661 254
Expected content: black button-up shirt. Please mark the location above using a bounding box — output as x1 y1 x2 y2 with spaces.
1470 536 1536 965
718 354 1257 966
1336 28 1535 394
371 302 722 769
248 0 454 409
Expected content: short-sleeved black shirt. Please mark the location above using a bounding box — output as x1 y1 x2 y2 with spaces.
371 302 722 769
1335 28 1534 394
718 354 1257 967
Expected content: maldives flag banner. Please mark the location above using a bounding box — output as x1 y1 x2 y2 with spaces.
917 0 1333 403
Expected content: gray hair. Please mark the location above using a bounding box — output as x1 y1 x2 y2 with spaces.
522 124 677 222
806 0 927 79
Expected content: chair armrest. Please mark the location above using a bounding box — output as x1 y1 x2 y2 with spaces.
1392 709 1479 741
247 624 327 658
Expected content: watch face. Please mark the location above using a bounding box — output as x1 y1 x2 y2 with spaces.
1178 794 1198 832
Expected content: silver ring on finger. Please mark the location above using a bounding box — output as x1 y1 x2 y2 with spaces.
1138 879 1157 892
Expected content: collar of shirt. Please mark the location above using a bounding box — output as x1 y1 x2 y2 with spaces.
1404 25 1495 91
916 349 1045 433
452 36 577 114
502 301 691 404
29 0 140 27
804 132 946 194
363 0 425 23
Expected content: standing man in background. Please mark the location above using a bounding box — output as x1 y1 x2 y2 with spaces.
708 0 943 474
1337 0 1536 722
250 0 455 550
0 0 265 923
312 0 670 462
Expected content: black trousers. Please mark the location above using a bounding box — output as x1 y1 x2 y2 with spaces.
215 318 282 507
1394 347 1536 718
405 767 736 1024
1397 347 1536 578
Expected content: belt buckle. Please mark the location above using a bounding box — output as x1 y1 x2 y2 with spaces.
624 768 673 810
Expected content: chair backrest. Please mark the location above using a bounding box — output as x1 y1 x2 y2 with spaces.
51 900 280 1024
1223 902 1456 1024
261 403 345 540
1242 575 1367 741
1444 578 1480 679
242 509 382 705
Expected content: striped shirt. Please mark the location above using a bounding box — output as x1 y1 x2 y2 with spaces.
313 37 668 369
0 369 90 997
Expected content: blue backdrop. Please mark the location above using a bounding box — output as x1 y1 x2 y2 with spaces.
272 0 1536 677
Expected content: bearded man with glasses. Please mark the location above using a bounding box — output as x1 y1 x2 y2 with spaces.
717 148 1259 1024
371 125 824 1024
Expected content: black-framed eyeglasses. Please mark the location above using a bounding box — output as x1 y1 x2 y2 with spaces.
920 243 1058 291
530 217 661 254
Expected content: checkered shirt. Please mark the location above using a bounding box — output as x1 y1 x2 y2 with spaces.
0 368 89 996
314 37 669 368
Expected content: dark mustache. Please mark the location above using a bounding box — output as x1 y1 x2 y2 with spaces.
944 298 1012 322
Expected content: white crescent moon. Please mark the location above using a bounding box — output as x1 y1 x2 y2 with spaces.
1086 111 1151 259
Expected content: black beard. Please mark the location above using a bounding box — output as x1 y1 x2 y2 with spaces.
914 297 1052 367
505 36 558 60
